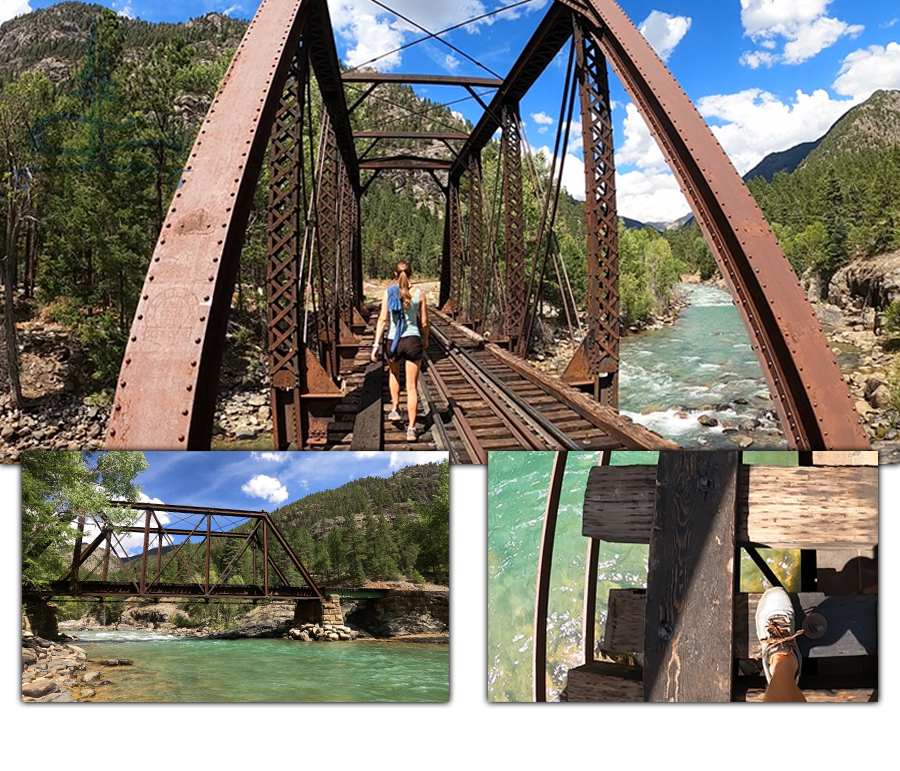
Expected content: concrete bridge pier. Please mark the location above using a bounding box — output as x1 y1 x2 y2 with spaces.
293 595 344 627
23 598 59 639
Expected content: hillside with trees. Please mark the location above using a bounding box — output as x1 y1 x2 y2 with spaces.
0 1 686 425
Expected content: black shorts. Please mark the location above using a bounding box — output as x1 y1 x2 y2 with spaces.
385 336 424 364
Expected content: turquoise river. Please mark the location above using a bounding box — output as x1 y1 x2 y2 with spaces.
487 451 799 702
73 631 449 702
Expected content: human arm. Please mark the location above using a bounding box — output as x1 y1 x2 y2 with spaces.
419 291 429 348
372 289 389 362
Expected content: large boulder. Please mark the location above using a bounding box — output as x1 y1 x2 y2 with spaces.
22 648 37 668
22 679 60 698
828 248 900 310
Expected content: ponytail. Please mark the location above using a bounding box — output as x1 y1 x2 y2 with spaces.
395 261 412 309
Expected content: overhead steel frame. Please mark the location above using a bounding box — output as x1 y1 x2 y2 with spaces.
561 18 620 406
441 177 465 316
23 501 326 602
106 0 867 452
553 0 866 448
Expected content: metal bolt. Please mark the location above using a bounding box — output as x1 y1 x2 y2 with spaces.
658 622 673 641
698 477 713 493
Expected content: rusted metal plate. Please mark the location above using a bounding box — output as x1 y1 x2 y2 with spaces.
106 0 315 450
557 0 866 450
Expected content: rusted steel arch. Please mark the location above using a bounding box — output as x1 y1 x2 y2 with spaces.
106 0 356 450
550 0 866 449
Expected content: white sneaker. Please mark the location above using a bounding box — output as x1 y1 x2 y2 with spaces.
388 409 401 421
755 587 803 684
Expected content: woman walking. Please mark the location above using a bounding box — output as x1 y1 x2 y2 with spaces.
371 261 430 442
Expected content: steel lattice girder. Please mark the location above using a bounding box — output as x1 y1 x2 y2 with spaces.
446 178 465 314
315 111 342 376
562 19 620 406
466 152 486 329
557 0 866 449
106 0 357 450
24 502 325 602
502 103 527 354
267 50 307 449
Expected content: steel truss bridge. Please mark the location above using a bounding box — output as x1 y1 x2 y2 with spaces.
22 502 333 603
104 0 869 458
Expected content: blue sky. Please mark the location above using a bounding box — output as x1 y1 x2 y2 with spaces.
5 1 900 222
85 449 446 553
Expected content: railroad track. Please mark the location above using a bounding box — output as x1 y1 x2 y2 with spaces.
419 311 677 462
326 307 676 460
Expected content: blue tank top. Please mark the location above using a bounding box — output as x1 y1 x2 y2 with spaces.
388 287 421 339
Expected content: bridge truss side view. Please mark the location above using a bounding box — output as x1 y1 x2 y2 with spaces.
22 501 326 602
104 0 868 453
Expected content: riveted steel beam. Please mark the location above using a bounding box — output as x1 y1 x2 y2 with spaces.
267 49 308 449
562 19 619 406
342 73 503 88
502 103 527 354
466 152 485 331
106 0 316 450
555 0 866 448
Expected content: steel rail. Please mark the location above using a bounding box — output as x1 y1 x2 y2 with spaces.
429 322 558 451
555 0 866 450
534 450 568 702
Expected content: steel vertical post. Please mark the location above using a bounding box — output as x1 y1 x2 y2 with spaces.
264 520 269 596
206 514 211 595
267 48 308 449
466 152 485 331
501 103 527 353
102 532 111 581
445 177 465 315
71 516 85 593
315 113 342 377
563 20 620 405
141 510 151 594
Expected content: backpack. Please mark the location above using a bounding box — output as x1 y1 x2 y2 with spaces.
387 284 405 353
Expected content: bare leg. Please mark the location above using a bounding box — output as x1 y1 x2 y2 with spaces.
762 653 806 702
388 360 401 413
405 359 420 427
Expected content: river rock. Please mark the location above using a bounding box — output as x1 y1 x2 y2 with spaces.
100 659 133 666
23 679 60 698
82 671 102 684
739 418 761 431
22 648 37 667
81 687 96 698
44 690 75 703
697 414 718 427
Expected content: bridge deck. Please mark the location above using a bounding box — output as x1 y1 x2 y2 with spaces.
321 305 677 461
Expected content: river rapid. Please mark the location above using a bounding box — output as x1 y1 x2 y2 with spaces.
73 631 448 702
620 283 788 449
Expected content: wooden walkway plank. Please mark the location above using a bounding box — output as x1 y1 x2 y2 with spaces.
583 465 878 548
604 589 877 659
566 662 876 702
643 451 739 702
349 361 384 451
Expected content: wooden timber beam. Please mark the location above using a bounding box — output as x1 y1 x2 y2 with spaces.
359 156 453 171
604 589 878 660
582 464 878 548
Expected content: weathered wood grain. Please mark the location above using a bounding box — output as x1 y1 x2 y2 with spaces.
811 451 878 466
583 465 878 548
565 664 876 702
601 589 877 659
349 362 383 451
565 662 642 702
642 452 738 702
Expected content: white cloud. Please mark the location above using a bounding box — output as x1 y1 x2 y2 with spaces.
616 104 667 170
388 451 449 469
534 145 587 202
638 10 692 62
739 0 863 66
241 475 289 505
79 494 171 556
354 451 380 458
300 479 310 489
112 1 135 19
531 111 554 125
615 168 689 223
0 1 32 25
251 451 288 463
833 42 900 99
220 4 242 17
696 88 857 174
739 50 777 69
444 53 460 72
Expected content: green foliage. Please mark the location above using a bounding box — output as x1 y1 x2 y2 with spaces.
619 224 687 325
883 300 900 339
413 461 449 580
21 450 148 587
173 613 195 629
